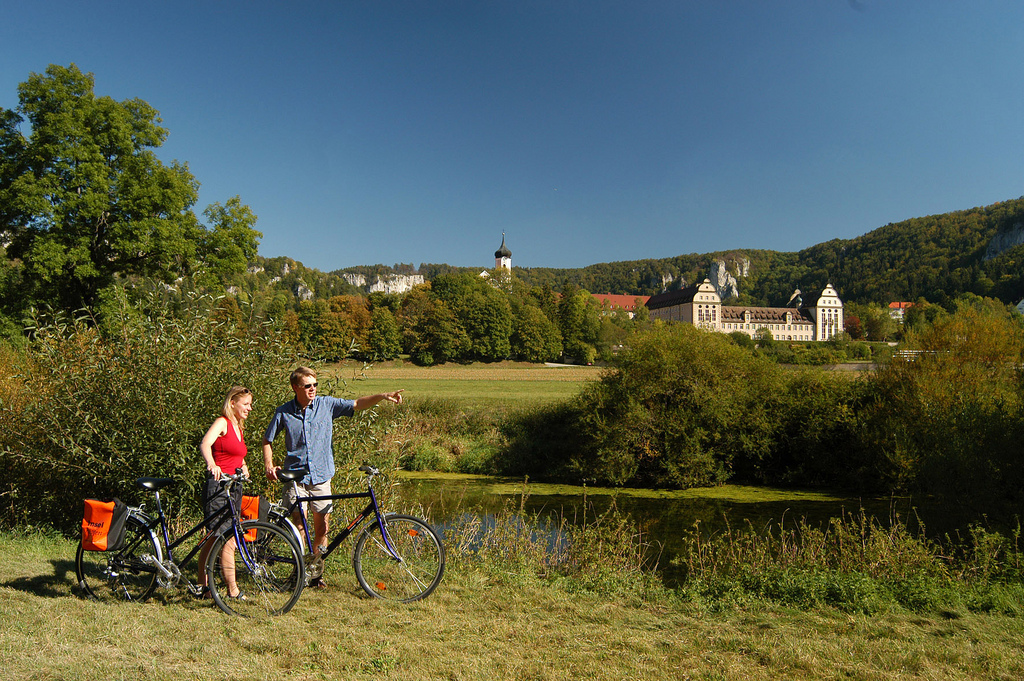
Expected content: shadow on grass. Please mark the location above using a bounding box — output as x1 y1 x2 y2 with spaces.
3 557 217 614
2 558 78 599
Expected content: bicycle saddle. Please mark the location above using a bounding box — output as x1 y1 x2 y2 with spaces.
277 467 307 483
137 477 175 491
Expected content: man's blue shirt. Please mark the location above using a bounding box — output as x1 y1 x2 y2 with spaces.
263 395 355 485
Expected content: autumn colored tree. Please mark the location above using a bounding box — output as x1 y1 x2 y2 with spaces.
862 303 1024 510
328 295 371 349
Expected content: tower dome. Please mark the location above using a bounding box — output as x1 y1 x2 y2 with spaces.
494 233 512 271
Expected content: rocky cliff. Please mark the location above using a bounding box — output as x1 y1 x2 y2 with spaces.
984 222 1024 260
343 273 425 295
708 257 750 299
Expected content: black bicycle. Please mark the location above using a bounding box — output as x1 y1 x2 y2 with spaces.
75 472 305 617
270 465 445 602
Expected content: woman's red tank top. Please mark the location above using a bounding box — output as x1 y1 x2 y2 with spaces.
211 419 247 474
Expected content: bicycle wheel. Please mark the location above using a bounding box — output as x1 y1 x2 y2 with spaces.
353 514 445 603
75 515 161 603
266 504 306 555
207 520 305 617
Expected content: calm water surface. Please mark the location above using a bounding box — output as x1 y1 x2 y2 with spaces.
395 472 971 586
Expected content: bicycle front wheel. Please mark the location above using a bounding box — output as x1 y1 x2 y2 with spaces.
207 520 305 617
75 515 160 603
353 514 445 603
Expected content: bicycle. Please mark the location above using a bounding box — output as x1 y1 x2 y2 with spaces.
75 471 306 617
269 465 445 603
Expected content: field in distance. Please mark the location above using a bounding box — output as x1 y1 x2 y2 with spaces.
323 360 604 407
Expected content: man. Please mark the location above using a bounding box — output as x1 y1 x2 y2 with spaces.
262 366 403 587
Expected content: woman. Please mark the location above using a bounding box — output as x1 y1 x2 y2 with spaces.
196 385 252 599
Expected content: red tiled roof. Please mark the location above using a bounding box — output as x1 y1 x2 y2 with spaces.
888 302 914 310
592 294 650 311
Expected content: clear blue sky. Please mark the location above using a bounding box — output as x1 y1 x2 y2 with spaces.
2 1 1022 272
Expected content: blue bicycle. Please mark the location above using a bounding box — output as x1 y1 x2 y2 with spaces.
270 465 445 602
75 472 305 617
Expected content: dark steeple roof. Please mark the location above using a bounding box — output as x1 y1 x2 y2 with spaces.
494 233 512 259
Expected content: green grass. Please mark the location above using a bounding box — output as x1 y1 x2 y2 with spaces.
317 361 602 475
3 527 1024 680
343 377 585 407
325 360 602 409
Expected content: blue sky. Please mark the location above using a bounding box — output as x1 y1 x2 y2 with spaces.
2 1 1023 272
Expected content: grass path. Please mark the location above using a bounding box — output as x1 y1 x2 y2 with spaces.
3 533 1024 680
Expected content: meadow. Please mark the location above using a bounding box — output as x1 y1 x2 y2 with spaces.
3 519 1024 681
324 360 603 408
5 352 1024 679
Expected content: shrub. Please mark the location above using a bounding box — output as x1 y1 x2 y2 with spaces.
0 293 295 530
672 511 1024 615
860 305 1024 511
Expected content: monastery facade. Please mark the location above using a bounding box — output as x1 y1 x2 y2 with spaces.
646 279 844 342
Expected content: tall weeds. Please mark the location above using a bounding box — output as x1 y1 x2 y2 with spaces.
439 492 665 602
674 510 1024 614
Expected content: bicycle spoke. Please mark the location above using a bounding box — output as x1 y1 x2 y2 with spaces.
353 515 445 603
208 521 305 617
75 516 160 604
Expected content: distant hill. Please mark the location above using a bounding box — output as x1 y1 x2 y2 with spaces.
314 196 1024 306
509 197 1024 306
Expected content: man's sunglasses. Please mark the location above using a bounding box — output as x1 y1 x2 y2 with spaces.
302 381 318 389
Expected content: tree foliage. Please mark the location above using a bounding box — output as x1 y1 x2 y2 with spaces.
0 64 260 315
499 304 1024 515
0 293 295 530
861 304 1024 511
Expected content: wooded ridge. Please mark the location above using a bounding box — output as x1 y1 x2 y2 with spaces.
329 196 1024 307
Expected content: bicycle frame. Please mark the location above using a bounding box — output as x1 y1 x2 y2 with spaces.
133 476 264 586
278 476 401 562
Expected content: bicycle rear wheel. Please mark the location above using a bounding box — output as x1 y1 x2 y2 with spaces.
207 520 305 617
353 514 445 603
75 515 160 603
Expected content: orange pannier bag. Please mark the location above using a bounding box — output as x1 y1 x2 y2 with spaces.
240 495 269 541
81 498 129 551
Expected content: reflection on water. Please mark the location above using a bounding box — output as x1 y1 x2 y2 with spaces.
394 472 973 586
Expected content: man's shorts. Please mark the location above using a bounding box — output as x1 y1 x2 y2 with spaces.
282 479 333 515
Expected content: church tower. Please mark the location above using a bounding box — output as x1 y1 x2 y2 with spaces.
494 233 512 271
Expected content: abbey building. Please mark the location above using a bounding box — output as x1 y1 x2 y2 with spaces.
646 279 844 342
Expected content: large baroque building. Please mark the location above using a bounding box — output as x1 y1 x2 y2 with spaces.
646 279 844 342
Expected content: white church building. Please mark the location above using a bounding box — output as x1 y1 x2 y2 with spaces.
646 279 844 342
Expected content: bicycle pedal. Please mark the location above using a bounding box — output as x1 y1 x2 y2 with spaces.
304 554 325 580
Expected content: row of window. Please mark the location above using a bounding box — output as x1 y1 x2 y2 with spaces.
723 322 809 332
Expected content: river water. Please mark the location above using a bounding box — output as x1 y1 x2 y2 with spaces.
393 472 967 585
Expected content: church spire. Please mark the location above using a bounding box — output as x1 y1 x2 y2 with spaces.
494 233 512 271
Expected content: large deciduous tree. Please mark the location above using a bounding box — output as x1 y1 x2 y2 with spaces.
0 64 259 312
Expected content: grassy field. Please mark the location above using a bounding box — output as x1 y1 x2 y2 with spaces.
3 532 1024 680
323 360 603 407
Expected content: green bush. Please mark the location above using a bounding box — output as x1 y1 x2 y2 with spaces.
500 325 789 487
674 513 1024 615
0 293 295 530
860 305 1024 510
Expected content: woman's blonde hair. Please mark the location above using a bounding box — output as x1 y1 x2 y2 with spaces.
222 386 252 434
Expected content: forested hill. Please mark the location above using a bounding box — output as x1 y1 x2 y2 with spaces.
321 196 1024 307
505 197 1024 306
